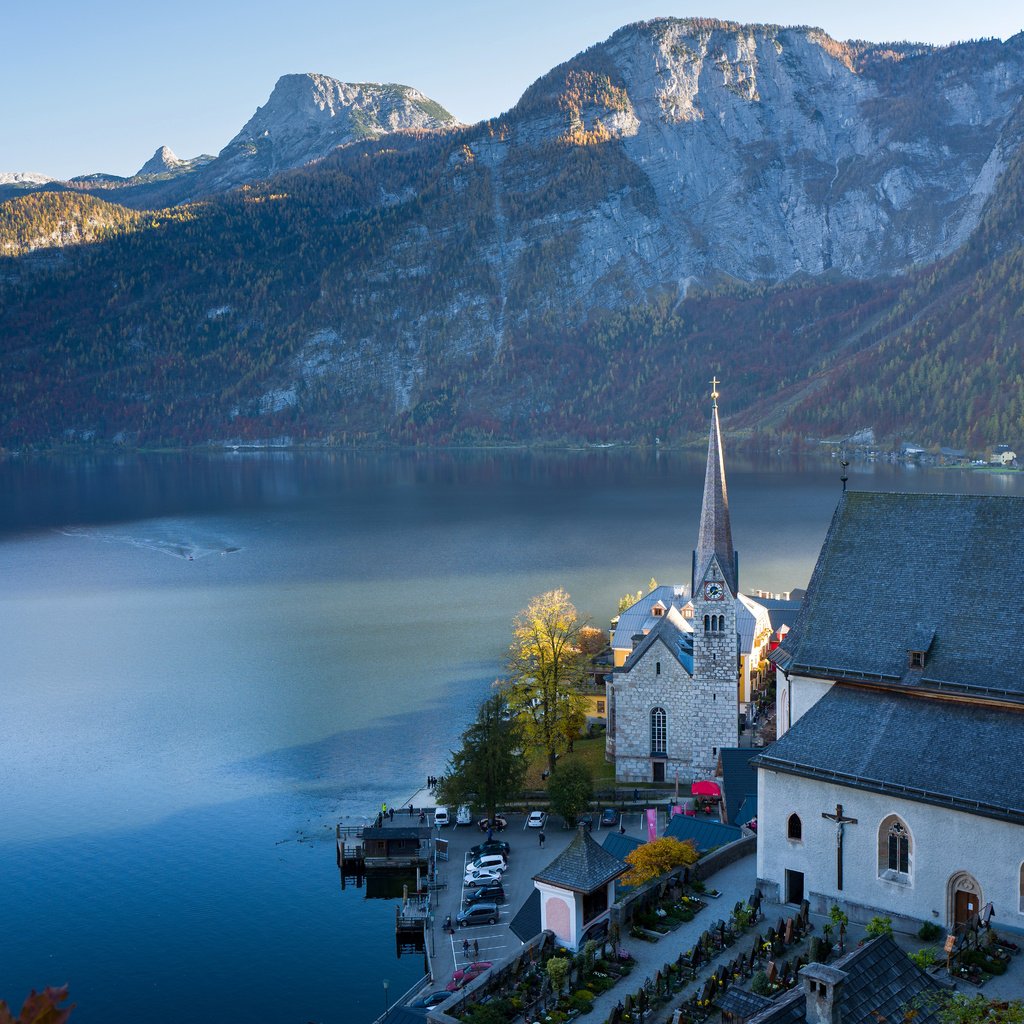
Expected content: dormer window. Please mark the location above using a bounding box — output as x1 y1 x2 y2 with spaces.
909 650 925 669
652 601 666 617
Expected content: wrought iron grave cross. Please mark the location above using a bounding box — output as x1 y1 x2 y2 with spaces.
821 803 858 891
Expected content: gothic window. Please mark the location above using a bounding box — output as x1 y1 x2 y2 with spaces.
787 813 802 841
878 815 912 882
717 615 725 631
704 614 710 633
651 707 667 755
656 661 661 676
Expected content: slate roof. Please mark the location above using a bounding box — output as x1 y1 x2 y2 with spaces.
663 814 742 851
533 828 628 894
619 611 694 675
718 747 759 825
757 598 802 634
734 795 757 827
716 987 773 1018
694 402 738 595
600 831 643 862
754 684 1024 824
773 491 1024 698
509 888 542 942
612 586 693 652
746 935 944 1024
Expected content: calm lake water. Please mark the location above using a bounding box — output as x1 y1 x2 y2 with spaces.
2 449 1021 1022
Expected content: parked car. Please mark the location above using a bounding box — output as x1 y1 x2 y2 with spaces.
468 853 507 874
464 883 505 906
564 812 594 830
527 810 547 829
455 804 472 826
409 991 451 1009
434 806 450 827
464 866 503 886
469 839 510 859
446 960 494 990
600 808 620 828
456 900 501 928
477 815 508 832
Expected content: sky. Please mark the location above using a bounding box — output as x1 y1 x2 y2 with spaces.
3 0 1021 181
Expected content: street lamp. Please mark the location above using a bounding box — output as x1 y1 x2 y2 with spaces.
383 978 390 1015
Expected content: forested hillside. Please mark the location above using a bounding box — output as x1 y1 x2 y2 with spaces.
1 19 1023 450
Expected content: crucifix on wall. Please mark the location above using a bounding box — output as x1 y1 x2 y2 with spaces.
821 803 858 891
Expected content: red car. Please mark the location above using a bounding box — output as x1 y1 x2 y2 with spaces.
446 961 493 991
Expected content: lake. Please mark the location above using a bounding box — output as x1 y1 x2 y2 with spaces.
2 449 1019 1022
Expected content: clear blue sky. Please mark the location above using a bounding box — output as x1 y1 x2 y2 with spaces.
3 0 1020 180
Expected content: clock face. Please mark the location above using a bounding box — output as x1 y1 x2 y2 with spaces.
704 581 724 601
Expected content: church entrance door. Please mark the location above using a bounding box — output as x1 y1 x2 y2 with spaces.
652 761 665 783
948 872 982 929
785 869 804 905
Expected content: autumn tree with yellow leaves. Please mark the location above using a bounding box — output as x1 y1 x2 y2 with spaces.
621 837 700 888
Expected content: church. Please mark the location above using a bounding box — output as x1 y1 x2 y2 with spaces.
755 490 1024 935
606 384 770 782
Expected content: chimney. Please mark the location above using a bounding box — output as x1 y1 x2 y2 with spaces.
631 633 644 651
799 964 847 1024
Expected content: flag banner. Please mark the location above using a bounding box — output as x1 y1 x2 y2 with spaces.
646 807 658 842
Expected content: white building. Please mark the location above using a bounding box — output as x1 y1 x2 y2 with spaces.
756 490 1024 935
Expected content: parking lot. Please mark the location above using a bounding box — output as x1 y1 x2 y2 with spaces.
420 809 642 991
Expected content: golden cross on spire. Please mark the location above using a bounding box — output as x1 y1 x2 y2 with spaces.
710 376 720 407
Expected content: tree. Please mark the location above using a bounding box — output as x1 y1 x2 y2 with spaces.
621 837 699 888
578 626 607 659
435 694 527 821
546 760 594 825
0 987 74 1024
502 589 589 771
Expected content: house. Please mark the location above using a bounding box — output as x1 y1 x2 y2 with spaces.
757 491 1024 933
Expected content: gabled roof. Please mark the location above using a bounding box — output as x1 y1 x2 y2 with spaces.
619 613 694 675
663 814 742 851
717 747 760 825
736 593 771 656
612 586 692 651
694 400 737 595
533 828 628 894
746 935 944 1024
509 888 542 942
735 795 757 827
754 684 1024 824
774 491 1024 698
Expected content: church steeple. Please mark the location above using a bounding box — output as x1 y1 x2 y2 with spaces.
693 377 737 596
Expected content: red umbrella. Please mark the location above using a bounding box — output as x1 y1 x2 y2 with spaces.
691 780 721 797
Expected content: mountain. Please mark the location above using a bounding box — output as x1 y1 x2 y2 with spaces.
1 19 1023 450
0 73 459 206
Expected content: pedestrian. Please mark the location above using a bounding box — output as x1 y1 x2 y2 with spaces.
389 807 395 822
539 830 545 848
473 939 479 958
409 803 414 816
634 788 639 801
486 828 493 842
462 938 470 958
444 914 452 933
426 775 431 789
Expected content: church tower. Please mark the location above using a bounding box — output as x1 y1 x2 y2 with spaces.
690 378 740 774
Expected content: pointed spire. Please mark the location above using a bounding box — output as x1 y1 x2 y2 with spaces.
693 378 737 595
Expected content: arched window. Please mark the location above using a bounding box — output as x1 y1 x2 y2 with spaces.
656 661 661 676
651 707 667 755
878 815 912 882
717 615 725 632
704 614 710 633
787 813 802 840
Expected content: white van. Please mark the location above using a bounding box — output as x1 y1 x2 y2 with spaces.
456 805 472 826
433 806 450 827
469 853 507 874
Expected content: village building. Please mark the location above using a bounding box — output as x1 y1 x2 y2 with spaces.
756 491 1024 935
606 383 770 782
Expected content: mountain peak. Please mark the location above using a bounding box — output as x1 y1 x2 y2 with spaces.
137 145 183 177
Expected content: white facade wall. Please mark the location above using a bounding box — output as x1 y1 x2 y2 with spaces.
775 673 835 736
756 767 1024 933
610 637 736 782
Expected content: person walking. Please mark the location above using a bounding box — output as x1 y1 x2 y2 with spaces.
538 830 545 849
462 938 470 958
389 807 394 822
472 939 479 958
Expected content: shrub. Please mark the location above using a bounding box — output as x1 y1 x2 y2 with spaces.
918 921 943 942
865 915 893 939
809 936 831 963
910 947 938 970
751 971 771 996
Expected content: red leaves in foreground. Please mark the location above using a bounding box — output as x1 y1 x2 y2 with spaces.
0 986 74 1024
